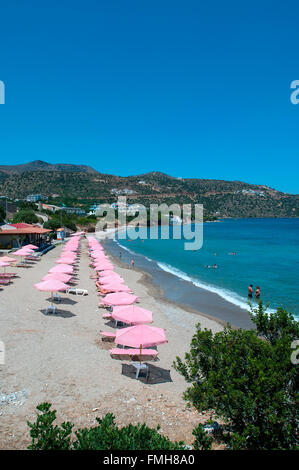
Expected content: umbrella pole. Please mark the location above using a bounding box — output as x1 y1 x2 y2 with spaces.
140 344 142 364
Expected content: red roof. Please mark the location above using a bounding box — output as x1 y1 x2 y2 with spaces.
9 223 33 229
0 225 52 235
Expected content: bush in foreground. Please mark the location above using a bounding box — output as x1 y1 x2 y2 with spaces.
27 403 213 450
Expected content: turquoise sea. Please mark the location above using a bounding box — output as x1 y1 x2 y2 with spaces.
114 218 299 319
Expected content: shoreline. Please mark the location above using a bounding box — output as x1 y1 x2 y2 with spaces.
101 237 254 330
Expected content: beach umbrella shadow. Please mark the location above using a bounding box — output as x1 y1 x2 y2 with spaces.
40 309 76 318
121 363 172 385
56 297 78 306
45 297 77 305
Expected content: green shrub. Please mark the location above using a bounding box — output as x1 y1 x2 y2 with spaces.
27 403 188 450
173 311 299 450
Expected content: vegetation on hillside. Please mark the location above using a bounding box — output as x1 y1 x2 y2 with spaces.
0 162 297 218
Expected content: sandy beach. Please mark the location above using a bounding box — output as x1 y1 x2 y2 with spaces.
0 238 223 449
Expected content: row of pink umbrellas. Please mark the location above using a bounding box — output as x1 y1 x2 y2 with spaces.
34 234 84 304
87 237 168 361
0 244 40 274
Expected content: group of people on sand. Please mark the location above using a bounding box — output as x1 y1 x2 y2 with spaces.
248 284 260 299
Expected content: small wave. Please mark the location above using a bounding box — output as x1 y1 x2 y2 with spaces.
114 240 154 263
114 240 136 256
157 262 276 314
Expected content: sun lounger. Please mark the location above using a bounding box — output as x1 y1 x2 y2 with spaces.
53 293 61 302
100 331 116 341
0 273 17 278
102 313 112 319
0 279 10 285
132 362 149 379
46 305 57 315
66 287 88 296
109 348 158 360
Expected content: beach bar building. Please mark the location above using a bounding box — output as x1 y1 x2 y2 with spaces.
0 223 52 249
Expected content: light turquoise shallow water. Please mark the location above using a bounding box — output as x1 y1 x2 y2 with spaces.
115 218 299 319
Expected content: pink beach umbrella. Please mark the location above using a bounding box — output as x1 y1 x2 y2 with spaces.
13 248 33 263
56 258 76 265
101 282 132 293
14 248 33 255
92 252 109 258
1 256 17 263
24 244 38 250
42 273 72 283
49 264 73 274
0 260 10 273
112 305 153 325
34 279 69 305
98 277 124 286
99 273 124 283
115 324 166 348
90 251 106 258
63 246 78 252
100 292 138 306
114 324 167 363
94 264 114 272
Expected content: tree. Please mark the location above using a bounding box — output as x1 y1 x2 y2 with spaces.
43 219 61 231
13 209 38 224
174 316 299 450
0 205 5 222
249 301 299 345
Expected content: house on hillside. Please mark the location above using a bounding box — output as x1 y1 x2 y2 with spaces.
39 202 60 213
61 207 86 216
26 194 47 203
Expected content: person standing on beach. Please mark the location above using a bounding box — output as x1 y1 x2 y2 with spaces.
248 284 253 298
119 252 122 259
131 259 135 268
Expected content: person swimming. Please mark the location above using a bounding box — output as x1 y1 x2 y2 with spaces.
248 284 253 298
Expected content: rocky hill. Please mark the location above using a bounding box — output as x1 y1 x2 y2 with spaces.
0 160 97 175
0 161 298 218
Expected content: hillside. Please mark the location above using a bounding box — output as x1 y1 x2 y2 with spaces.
0 161 298 218
0 160 97 175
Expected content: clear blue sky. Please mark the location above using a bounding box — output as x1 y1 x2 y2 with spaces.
0 1 298 193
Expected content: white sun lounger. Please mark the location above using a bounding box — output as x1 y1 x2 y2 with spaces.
66 288 88 296
46 305 57 315
132 362 149 379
